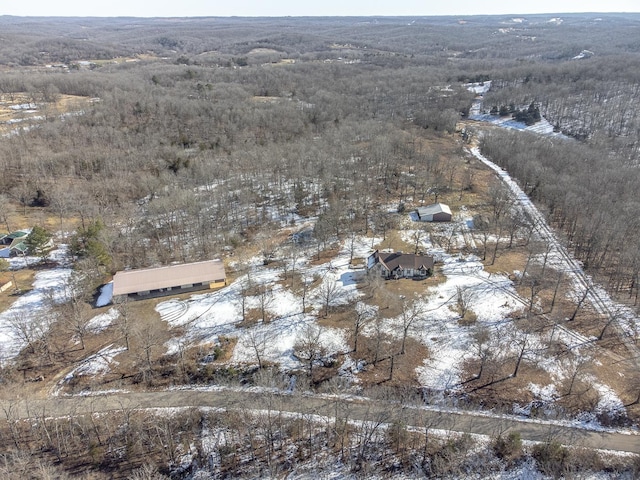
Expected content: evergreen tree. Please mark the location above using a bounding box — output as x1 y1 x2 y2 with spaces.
70 219 112 267
25 226 52 259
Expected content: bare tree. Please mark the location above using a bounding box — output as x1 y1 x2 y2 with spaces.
7 310 51 358
562 358 589 397
512 331 529 378
293 324 327 381
352 302 376 353
133 324 163 384
300 276 312 314
242 327 274 368
456 286 475 319
569 285 591 322
255 283 274 323
236 276 252 323
399 296 425 355
114 296 132 350
316 277 341 317
129 463 169 480
410 225 428 254
0 258 18 293
470 326 494 381
0 194 14 232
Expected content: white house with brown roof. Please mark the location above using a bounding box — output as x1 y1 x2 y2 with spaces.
112 259 226 298
367 250 434 279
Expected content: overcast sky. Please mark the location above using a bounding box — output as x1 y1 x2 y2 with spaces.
2 0 639 17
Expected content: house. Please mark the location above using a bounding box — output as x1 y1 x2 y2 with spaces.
416 203 452 222
367 250 434 279
112 259 226 299
0 231 29 258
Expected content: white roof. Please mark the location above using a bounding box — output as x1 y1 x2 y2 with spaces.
113 259 225 296
416 203 452 217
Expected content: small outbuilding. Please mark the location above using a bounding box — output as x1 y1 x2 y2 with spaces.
416 203 452 222
0 231 29 258
112 259 226 299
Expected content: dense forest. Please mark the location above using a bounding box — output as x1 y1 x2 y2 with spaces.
1 14 639 290
1 13 640 479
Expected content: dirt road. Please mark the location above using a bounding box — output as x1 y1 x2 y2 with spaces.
2 389 638 454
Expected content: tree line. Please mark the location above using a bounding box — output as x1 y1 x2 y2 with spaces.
480 129 640 306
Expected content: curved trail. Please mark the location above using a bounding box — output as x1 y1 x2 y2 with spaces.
2 388 638 454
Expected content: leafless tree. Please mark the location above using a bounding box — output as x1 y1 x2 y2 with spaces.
300 276 312 314
0 194 14 232
255 283 274 323
470 326 494 381
293 324 327 380
316 277 341 317
133 324 163 384
352 302 376 353
399 296 425 355
7 310 51 359
410 226 428 254
562 358 589 397
569 285 592 322
241 327 274 368
114 296 132 350
456 286 475 319
129 463 169 480
0 258 18 293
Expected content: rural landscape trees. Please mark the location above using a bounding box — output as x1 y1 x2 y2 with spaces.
0 12 639 479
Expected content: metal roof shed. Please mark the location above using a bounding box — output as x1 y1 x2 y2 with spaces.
112 259 226 296
416 203 452 222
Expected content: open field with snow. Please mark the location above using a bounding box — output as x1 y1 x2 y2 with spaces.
4 185 634 436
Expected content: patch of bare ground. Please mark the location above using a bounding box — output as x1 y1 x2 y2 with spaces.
460 361 553 410
3 204 69 234
372 229 414 253
0 93 92 136
484 248 527 276
12 295 211 395
237 308 272 326
316 304 352 330
361 271 447 320
0 269 36 309
355 336 428 387
308 245 342 266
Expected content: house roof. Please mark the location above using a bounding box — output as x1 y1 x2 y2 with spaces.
113 259 226 296
1 230 29 245
6 231 29 240
416 203 452 217
11 241 27 253
372 251 434 272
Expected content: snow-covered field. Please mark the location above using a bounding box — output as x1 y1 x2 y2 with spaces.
156 237 373 369
465 81 570 138
0 246 72 364
1 127 637 433
8 215 631 431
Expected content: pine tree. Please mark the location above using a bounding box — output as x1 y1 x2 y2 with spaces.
25 226 52 260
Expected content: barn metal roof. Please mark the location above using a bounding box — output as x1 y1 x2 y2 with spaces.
416 203 452 217
112 259 226 296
